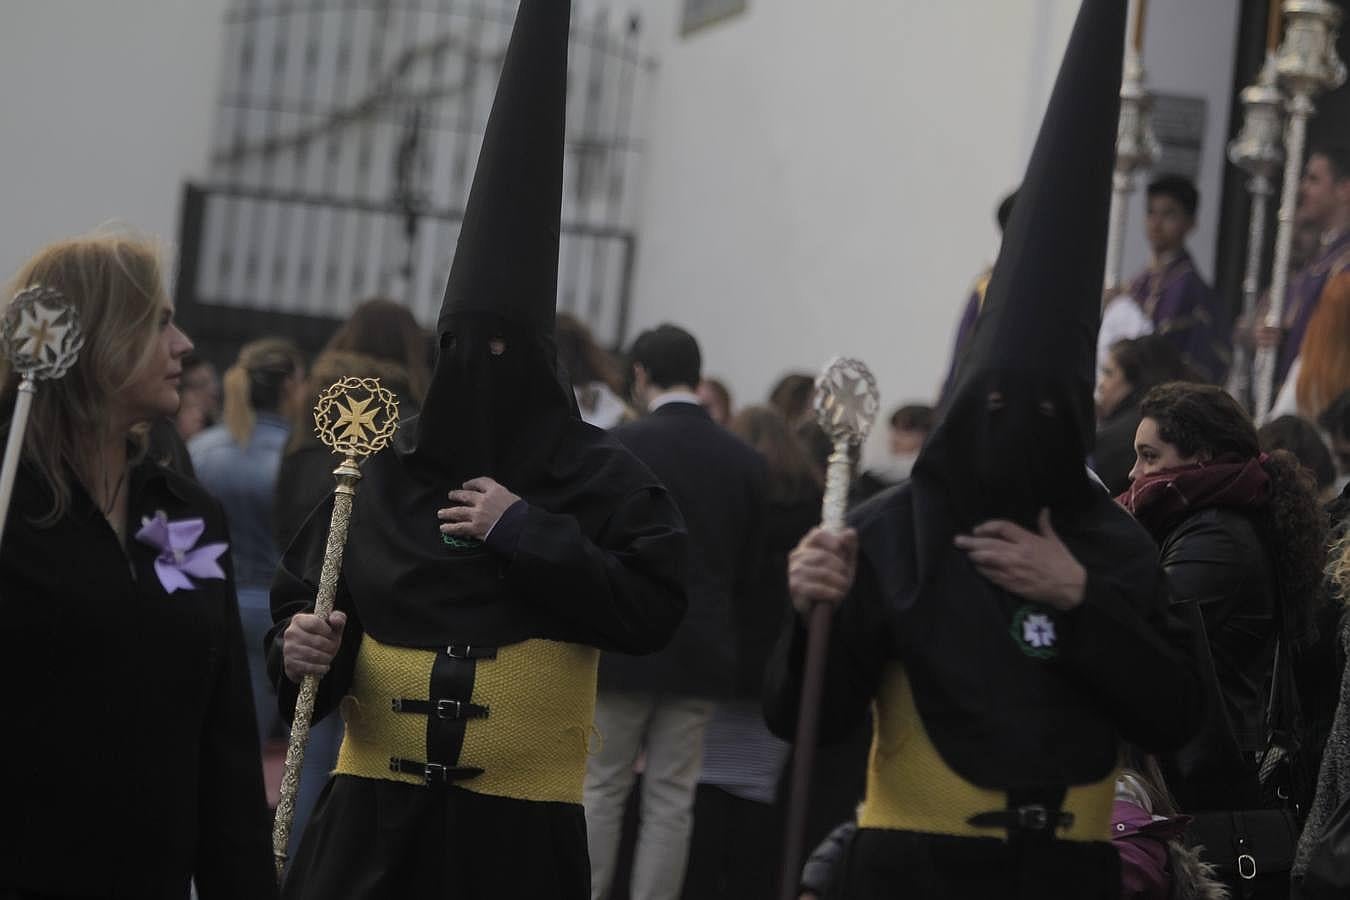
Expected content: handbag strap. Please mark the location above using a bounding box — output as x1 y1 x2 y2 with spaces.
1264 550 1305 746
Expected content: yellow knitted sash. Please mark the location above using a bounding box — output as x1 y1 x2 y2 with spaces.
334 635 598 804
858 663 1116 842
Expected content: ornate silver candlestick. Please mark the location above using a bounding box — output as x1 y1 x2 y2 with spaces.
778 357 879 900
1226 54 1286 408
1253 0 1345 421
0 286 84 548
1104 2 1161 293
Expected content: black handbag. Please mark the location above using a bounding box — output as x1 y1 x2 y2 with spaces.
1187 807 1300 899
1182 615 1302 900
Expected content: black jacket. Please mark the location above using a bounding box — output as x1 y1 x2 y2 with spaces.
0 458 277 899
738 490 820 698
1159 506 1277 811
1093 392 1142 497
600 401 767 698
273 442 341 555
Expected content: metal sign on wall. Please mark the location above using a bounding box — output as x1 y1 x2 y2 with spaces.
682 0 748 36
178 0 656 357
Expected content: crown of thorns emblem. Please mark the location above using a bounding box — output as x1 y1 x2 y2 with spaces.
314 377 400 457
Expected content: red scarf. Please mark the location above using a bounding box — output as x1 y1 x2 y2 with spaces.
1115 454 1270 540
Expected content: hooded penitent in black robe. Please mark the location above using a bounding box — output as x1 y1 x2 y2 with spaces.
266 3 687 896
764 2 1202 897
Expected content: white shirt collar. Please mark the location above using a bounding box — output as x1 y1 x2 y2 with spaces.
649 390 702 412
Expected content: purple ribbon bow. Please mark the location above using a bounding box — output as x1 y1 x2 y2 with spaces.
133 512 228 594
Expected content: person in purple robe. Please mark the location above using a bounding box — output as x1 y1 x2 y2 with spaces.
941 189 1017 399
1263 145 1350 392
1126 175 1230 384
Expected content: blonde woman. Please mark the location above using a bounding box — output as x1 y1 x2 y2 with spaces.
0 235 276 898
1294 515 1350 893
189 337 306 743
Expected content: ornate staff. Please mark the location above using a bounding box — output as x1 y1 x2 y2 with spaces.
778 357 879 900
1104 0 1160 293
272 376 399 879
1225 44 1286 410
1253 0 1345 421
0 286 84 548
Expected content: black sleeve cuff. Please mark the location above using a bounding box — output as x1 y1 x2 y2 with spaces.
484 499 528 558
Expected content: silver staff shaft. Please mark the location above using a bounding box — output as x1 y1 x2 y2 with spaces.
0 377 37 548
1105 30 1160 293
1228 177 1275 406
821 440 851 533
1104 173 1133 294
1253 98 1312 421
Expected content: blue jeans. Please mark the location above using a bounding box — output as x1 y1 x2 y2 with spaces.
237 585 281 741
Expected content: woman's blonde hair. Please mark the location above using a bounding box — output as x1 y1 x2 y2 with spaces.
1331 531 1350 606
1 234 169 524
221 337 305 448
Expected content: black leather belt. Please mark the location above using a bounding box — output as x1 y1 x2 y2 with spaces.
388 757 484 786
967 804 1076 833
391 697 490 720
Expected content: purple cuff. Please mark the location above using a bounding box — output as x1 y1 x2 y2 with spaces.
484 499 527 557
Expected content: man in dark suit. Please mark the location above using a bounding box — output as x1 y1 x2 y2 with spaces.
583 324 767 900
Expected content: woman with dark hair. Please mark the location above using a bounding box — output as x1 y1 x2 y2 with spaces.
0 235 276 897
684 405 821 900
1119 382 1327 814
1093 334 1195 495
1259 415 1339 501
190 337 307 743
697 377 733 427
555 311 633 429
322 297 431 401
769 372 817 428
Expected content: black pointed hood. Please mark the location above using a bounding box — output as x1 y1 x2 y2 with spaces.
409 0 575 476
911 0 1124 537
330 0 677 652
437 0 567 335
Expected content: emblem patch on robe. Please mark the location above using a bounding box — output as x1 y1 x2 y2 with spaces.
1010 605 1058 659
442 533 483 551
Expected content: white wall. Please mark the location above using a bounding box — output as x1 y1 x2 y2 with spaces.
0 0 228 285
624 0 1239 464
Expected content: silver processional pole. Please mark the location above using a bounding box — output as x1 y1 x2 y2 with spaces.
1226 54 1286 411
1104 0 1160 294
1252 0 1345 422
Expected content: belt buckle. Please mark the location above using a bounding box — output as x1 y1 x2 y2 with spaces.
422 762 448 785
446 644 473 659
435 698 461 719
1017 804 1050 831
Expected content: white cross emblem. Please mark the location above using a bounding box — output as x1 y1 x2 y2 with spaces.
1022 613 1056 649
